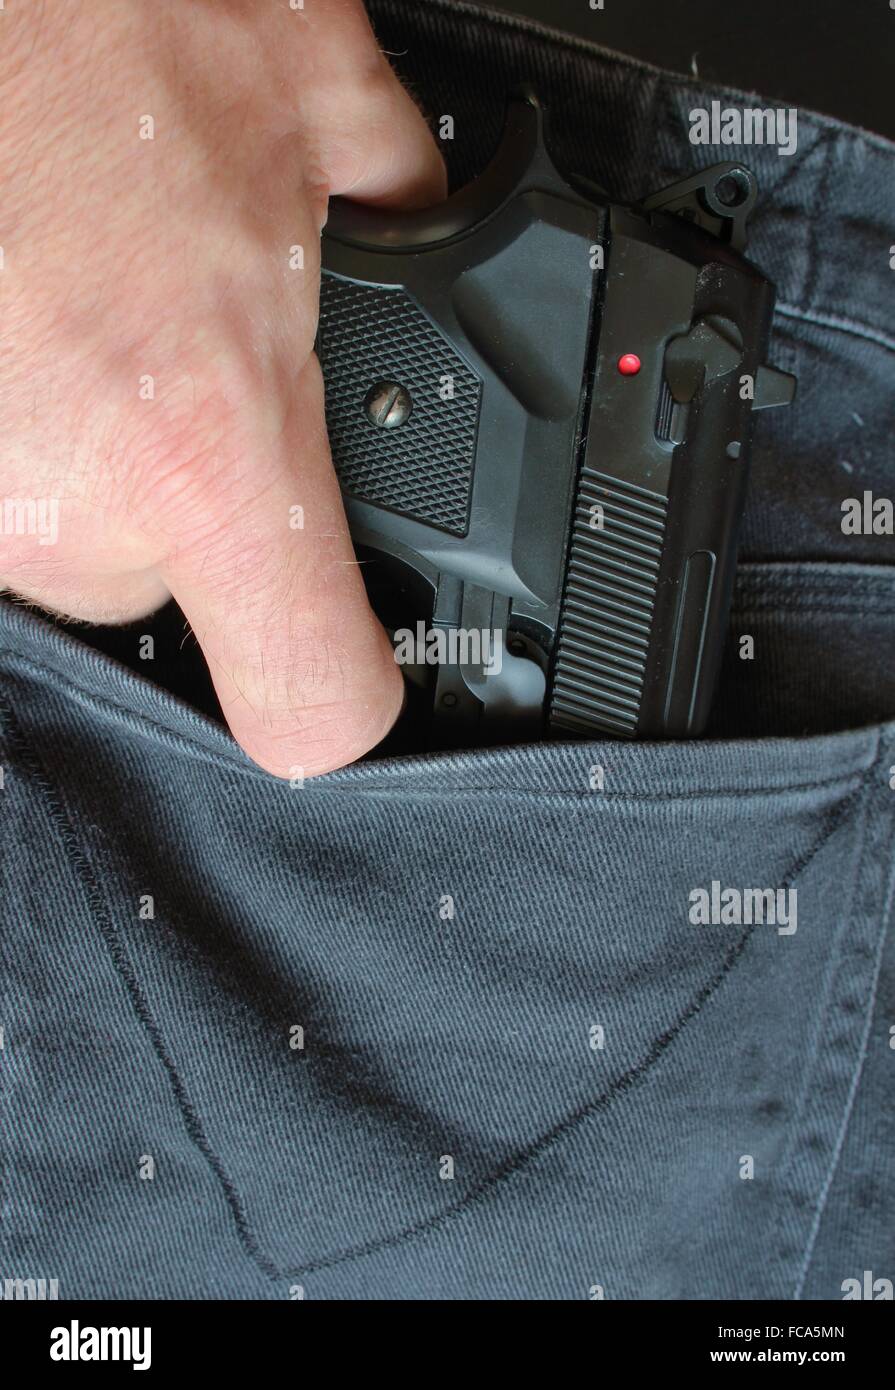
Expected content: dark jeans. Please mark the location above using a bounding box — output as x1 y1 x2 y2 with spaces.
2 0 893 1299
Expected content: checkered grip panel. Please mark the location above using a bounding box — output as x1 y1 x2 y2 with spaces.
318 275 481 536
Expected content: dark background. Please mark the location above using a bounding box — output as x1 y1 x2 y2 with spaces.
492 0 895 140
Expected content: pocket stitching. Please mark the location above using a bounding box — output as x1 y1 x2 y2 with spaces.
282 786 866 1280
0 682 282 1287
2 672 868 1287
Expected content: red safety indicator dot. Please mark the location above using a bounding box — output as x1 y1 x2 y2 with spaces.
617 353 641 376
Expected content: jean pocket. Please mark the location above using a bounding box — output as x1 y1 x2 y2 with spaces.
4 622 891 1295
2 598 893 1297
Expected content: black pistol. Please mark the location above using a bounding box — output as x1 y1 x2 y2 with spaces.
317 90 795 745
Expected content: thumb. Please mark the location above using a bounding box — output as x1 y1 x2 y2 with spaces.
331 72 448 211
162 361 403 780
304 8 447 210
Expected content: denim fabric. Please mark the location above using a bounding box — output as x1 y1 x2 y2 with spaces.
1 0 893 1301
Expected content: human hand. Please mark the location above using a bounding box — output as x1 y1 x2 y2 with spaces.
0 0 444 776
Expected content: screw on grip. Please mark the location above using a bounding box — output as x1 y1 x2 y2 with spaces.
363 380 413 429
317 91 795 746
